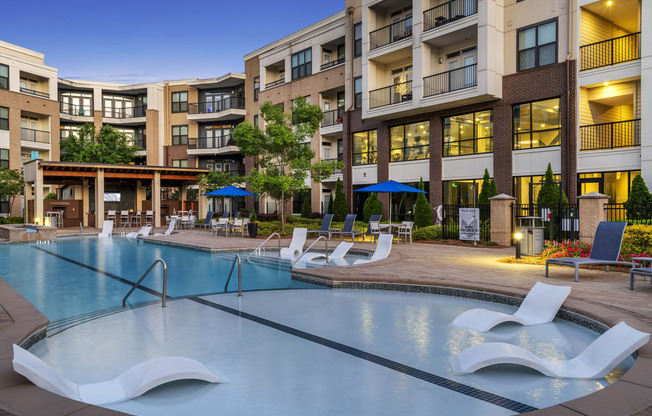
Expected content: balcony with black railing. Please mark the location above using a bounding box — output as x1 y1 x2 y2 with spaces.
321 107 344 128
21 128 50 144
60 102 92 117
580 32 640 71
20 87 49 99
369 81 412 109
423 0 478 32
423 63 477 97
370 16 413 50
265 78 285 88
188 97 245 115
321 57 345 70
188 134 236 150
579 119 640 151
103 105 147 119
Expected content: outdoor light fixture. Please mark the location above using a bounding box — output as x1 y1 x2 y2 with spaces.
34 218 40 224
514 232 523 259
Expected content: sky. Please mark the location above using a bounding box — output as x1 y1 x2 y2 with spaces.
1 0 343 84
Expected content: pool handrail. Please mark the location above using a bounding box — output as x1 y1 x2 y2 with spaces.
223 254 243 296
291 236 329 268
79 222 84 240
122 259 168 307
118 221 130 237
246 233 281 261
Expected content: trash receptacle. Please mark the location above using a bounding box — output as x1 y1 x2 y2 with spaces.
518 216 545 256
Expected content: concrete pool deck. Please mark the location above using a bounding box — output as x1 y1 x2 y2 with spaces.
0 229 650 415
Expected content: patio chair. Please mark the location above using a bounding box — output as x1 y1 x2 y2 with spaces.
630 257 652 290
145 210 154 224
397 221 413 245
332 214 364 242
545 221 629 282
353 233 393 265
212 218 229 236
449 322 649 379
98 220 113 238
366 214 382 242
280 227 308 259
301 241 354 266
120 210 129 227
230 218 247 236
153 219 176 236
451 282 571 332
233 211 240 218
106 210 116 225
126 225 152 240
307 214 334 240
196 211 214 230
12 344 221 406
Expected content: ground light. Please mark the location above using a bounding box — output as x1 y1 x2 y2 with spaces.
514 232 523 259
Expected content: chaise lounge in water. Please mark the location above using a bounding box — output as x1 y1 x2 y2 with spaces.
451 282 571 332
450 322 649 379
12 345 222 405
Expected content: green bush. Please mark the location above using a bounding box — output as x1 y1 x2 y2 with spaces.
626 175 651 221
537 163 568 206
363 192 383 222
0 217 24 224
250 210 257 222
327 196 333 214
301 198 311 218
332 178 349 222
478 169 498 205
413 225 442 241
621 224 652 259
286 216 321 226
45 193 57 200
413 177 433 228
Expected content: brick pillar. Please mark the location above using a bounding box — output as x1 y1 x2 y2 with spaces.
492 105 513 195
429 115 442 207
342 111 354 210
376 124 390 220
490 194 516 246
578 192 609 244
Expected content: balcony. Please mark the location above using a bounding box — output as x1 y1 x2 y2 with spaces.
370 16 412 50
60 102 92 117
423 0 478 32
580 32 640 71
423 64 477 97
321 57 345 71
104 105 147 119
20 87 49 99
323 157 343 174
265 78 285 88
188 97 245 114
21 128 50 144
369 81 412 109
321 107 344 128
187 135 240 156
580 119 640 151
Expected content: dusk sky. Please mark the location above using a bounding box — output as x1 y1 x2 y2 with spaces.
1 0 343 84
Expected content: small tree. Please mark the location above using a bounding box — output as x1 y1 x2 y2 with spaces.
198 171 243 213
626 175 651 221
414 177 433 228
332 177 349 222
363 192 383 222
327 195 334 214
60 123 139 164
301 197 311 218
537 163 568 206
0 168 24 214
45 192 57 200
478 169 498 205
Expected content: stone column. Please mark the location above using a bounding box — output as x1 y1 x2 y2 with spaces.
95 169 104 229
135 181 144 212
34 167 44 226
198 185 207 220
180 185 187 211
153 171 161 228
490 194 516 246
578 192 609 244
82 179 89 227
23 184 31 224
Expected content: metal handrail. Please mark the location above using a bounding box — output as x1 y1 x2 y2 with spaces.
122 259 167 307
246 232 281 261
291 236 328 268
79 222 84 240
223 254 243 296
118 221 130 236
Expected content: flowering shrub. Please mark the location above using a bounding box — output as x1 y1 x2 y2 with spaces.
626 249 652 262
541 240 592 259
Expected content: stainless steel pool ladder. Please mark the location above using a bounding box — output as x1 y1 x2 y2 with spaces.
118 221 129 237
291 236 328 268
79 222 84 240
246 232 281 261
223 254 243 296
122 259 168 307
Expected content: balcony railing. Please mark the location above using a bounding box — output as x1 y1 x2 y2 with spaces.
423 63 477 97
104 105 147 119
321 57 345 70
580 32 640 71
369 81 413 109
60 102 92 116
321 107 344 128
579 119 641 151
424 0 478 31
188 97 245 114
265 78 285 88
21 128 50 143
188 134 236 150
20 87 49 99
370 16 413 50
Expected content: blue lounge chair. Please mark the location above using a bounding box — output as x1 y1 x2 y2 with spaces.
196 211 214 230
331 214 365 242
545 221 628 282
308 214 334 240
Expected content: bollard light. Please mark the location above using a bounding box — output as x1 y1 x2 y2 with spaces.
514 232 523 259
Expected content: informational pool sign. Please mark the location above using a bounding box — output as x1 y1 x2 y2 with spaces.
459 207 480 241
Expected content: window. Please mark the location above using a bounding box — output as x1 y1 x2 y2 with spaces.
444 110 493 157
0 149 8 169
514 174 561 205
0 64 8 90
354 77 362 109
60 92 92 116
0 107 7 130
352 130 377 165
578 170 640 204
444 179 483 205
518 20 557 71
253 76 260 102
513 98 561 149
171 91 188 113
253 115 259 128
390 122 430 162
172 125 188 145
60 125 81 140
103 95 135 118
172 159 188 168
354 23 362 57
291 48 312 80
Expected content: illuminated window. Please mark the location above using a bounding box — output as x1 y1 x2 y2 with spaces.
513 98 561 149
444 110 493 156
390 121 429 162
352 130 377 166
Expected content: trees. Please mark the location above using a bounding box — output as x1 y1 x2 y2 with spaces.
233 96 338 233
478 169 498 205
327 195 334 214
301 197 311 218
626 175 651 221
60 123 140 164
537 163 568 206
0 168 24 214
363 192 383 222
198 171 243 213
332 177 349 222
413 177 433 228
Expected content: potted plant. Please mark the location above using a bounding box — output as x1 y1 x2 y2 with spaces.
248 210 258 238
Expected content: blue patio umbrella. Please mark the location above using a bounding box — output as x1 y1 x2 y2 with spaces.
354 180 426 222
203 186 257 217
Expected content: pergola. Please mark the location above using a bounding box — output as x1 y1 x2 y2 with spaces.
23 160 210 228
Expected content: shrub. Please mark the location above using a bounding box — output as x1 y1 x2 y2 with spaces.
332 178 349 222
541 240 591 259
478 169 498 205
0 216 24 224
413 225 442 241
621 224 652 259
256 213 279 222
626 175 651 221
414 177 433 228
537 163 568 206
327 196 333 214
309 212 324 219
257 221 295 237
363 192 383 222
250 210 257 222
301 198 311 218
45 193 57 200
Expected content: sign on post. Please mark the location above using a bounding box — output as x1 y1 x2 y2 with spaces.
459 208 479 241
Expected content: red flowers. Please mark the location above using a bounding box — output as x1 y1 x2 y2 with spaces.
541 240 591 259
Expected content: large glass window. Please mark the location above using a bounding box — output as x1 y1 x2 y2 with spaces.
172 159 188 168
444 110 493 157
0 64 8 90
513 174 562 205
60 92 92 116
0 149 8 169
60 125 81 140
352 130 377 165
443 179 484 205
390 121 429 162
171 91 188 113
253 76 260 102
291 48 312 80
354 77 362 109
354 23 362 58
579 170 640 204
0 107 8 130
513 98 561 149
172 125 188 145
518 20 557 71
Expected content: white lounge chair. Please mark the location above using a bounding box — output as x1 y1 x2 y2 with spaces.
450 322 650 379
301 241 354 265
126 225 152 240
353 233 393 265
280 228 308 259
451 282 571 332
153 219 176 236
12 344 221 405
98 221 113 238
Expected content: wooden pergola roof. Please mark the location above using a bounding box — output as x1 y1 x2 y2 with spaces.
34 161 210 183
